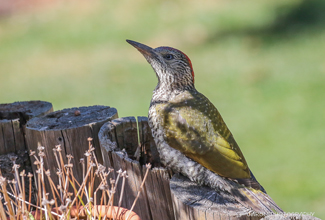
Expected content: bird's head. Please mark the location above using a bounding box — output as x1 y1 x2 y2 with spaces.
127 40 195 90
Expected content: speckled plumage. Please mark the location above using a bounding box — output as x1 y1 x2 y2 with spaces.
127 40 283 214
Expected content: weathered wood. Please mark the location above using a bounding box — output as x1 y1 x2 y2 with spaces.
144 167 174 220
99 117 172 220
0 101 53 206
99 116 317 220
171 174 259 220
99 117 151 220
25 105 118 194
137 116 161 167
137 116 175 220
0 100 53 154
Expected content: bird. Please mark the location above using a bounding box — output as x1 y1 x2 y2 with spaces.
126 39 283 214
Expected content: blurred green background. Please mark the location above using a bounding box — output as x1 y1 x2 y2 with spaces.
0 0 324 218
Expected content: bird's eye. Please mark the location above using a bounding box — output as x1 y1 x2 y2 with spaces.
164 54 174 60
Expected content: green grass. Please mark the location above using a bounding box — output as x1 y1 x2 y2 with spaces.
0 0 324 218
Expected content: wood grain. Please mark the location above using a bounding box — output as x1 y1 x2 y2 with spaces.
0 100 53 206
0 100 53 154
25 105 118 195
99 117 172 220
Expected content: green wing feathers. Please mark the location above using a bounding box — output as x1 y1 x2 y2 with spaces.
158 90 250 179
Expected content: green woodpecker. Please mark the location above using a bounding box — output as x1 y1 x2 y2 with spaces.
127 40 283 214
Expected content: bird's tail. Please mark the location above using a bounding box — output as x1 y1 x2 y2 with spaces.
232 186 283 215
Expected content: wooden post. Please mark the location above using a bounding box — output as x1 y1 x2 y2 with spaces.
171 174 259 220
0 100 53 205
171 174 319 219
99 117 320 220
99 117 175 220
0 100 53 154
25 105 118 194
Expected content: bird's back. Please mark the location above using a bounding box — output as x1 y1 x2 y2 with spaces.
149 89 251 179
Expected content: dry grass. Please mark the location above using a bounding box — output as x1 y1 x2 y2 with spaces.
0 138 150 220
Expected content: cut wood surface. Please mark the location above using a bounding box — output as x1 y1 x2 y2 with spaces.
0 100 53 154
25 105 118 194
99 116 319 220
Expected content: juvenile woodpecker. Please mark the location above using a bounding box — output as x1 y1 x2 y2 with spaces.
127 40 283 214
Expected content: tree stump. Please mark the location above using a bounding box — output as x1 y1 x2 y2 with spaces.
170 174 257 220
171 174 320 220
99 117 319 220
0 101 53 205
99 117 174 220
25 105 118 194
0 100 53 154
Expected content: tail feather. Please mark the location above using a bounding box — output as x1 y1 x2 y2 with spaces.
232 187 283 214
255 190 283 213
231 170 283 214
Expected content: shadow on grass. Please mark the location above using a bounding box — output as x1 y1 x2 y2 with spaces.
270 0 325 33
210 0 325 41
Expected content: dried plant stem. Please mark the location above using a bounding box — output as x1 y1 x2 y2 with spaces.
108 190 115 220
53 147 61 171
0 181 15 220
57 146 68 202
67 174 81 198
5 190 62 218
46 173 60 211
99 190 108 220
39 155 49 220
27 173 32 212
105 170 124 220
126 163 152 220
6 181 17 217
58 147 67 185
90 173 96 199
57 171 64 202
20 171 27 218
0 195 7 220
36 170 42 220
91 151 105 181
13 165 22 198
70 164 93 208
94 181 104 208
116 171 127 218
81 158 86 185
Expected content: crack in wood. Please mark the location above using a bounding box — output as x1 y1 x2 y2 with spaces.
60 130 68 156
10 120 17 152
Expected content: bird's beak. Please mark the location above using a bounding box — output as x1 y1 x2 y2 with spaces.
126 40 157 59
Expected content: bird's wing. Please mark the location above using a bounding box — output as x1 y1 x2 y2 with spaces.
158 90 250 179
